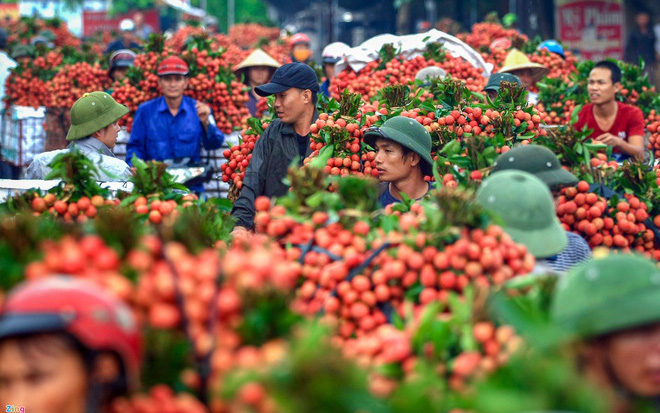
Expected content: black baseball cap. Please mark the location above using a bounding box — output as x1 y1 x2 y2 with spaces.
255 63 319 97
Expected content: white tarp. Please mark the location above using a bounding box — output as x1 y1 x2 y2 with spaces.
159 0 206 18
335 29 493 77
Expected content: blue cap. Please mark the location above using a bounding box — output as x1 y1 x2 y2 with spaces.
255 63 319 97
538 40 565 58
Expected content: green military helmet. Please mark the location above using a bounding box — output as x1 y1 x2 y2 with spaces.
66 92 129 141
363 116 434 176
38 29 56 42
10 44 33 60
551 253 660 339
491 145 578 190
476 170 567 258
483 72 521 92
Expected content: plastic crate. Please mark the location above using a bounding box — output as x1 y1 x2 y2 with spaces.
1 106 46 167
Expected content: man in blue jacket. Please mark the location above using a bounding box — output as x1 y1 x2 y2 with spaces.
126 55 225 190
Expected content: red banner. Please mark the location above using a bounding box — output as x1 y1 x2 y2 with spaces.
556 0 624 61
83 10 160 37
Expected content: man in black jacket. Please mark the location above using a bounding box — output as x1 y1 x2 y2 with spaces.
231 63 319 234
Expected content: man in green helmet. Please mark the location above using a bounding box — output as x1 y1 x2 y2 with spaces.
482 72 522 101
551 253 660 411
476 170 590 274
490 144 579 193
363 116 435 207
25 91 131 180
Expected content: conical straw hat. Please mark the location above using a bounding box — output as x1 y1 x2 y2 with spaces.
498 48 549 81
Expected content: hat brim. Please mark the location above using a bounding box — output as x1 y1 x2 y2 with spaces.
534 168 579 190
0 313 69 340
157 71 189 76
556 285 660 340
255 82 291 97
66 104 129 141
364 127 434 176
499 64 550 81
505 220 567 258
112 60 134 68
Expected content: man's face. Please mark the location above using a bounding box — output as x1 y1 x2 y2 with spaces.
374 138 419 182
510 68 534 89
603 323 660 397
587 67 620 105
111 67 128 82
133 12 144 26
636 13 650 27
0 337 88 413
121 31 133 43
95 121 121 149
324 63 336 80
158 75 188 100
273 88 310 124
248 67 271 86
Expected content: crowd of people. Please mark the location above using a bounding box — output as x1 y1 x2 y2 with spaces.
0 12 660 413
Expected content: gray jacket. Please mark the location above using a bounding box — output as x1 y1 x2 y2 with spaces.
25 137 131 181
231 114 318 230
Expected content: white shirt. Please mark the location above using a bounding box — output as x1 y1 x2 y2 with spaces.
527 91 539 105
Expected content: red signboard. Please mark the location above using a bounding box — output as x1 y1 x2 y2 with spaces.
556 0 624 61
83 10 160 37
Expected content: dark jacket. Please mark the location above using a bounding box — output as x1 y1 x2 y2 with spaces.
231 112 318 229
625 28 657 65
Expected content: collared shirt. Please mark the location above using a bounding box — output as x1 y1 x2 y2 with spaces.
69 136 116 158
538 231 592 274
378 181 433 207
231 112 318 230
126 96 225 165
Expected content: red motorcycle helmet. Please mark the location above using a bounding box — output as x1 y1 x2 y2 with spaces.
0 277 142 389
289 32 310 46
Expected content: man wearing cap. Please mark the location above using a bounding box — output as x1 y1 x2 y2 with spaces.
126 55 224 191
482 72 522 101
490 144 579 193
414 66 447 88
538 40 566 59
203 15 219 36
551 253 660 410
289 33 313 64
108 49 136 84
320 42 350 97
105 19 142 55
574 60 645 162
476 170 590 274
234 49 281 117
231 63 319 233
498 48 549 105
25 91 132 180
363 116 435 207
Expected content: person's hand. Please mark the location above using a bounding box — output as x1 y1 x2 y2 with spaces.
196 101 211 127
231 226 252 239
594 133 620 148
129 167 137 176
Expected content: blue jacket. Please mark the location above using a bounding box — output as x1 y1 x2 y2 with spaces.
126 96 225 165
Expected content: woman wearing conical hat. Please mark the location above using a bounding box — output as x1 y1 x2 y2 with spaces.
498 48 550 105
234 49 281 116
